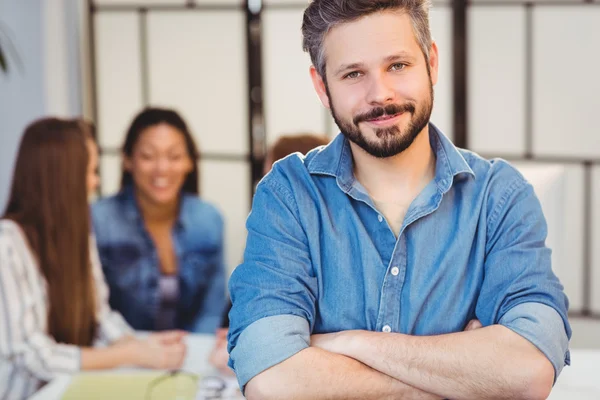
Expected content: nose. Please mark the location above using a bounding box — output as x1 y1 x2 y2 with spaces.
155 156 169 173
365 72 395 106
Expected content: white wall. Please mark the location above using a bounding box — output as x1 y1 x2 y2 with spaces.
0 0 84 210
0 0 45 210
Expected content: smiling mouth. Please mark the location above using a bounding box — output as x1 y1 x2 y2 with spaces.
151 178 170 189
368 113 401 122
365 112 404 125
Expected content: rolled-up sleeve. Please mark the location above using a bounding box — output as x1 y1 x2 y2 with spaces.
230 315 310 389
227 170 317 391
476 175 571 380
499 302 570 381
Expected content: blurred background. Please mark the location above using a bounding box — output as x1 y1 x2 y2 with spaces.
0 0 598 347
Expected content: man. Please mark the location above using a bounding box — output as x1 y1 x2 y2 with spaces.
228 1 571 399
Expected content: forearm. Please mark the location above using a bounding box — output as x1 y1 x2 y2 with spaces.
112 334 135 344
81 343 135 370
245 346 441 400
333 325 553 400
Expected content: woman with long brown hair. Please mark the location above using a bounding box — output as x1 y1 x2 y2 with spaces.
0 118 186 400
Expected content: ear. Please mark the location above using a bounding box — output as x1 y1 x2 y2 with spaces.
428 41 439 86
123 155 133 172
310 66 331 109
185 156 194 173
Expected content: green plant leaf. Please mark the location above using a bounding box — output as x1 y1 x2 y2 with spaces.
0 44 7 72
0 21 23 74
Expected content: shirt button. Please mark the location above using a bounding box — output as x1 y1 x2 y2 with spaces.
378 215 383 222
391 266 399 276
382 325 391 333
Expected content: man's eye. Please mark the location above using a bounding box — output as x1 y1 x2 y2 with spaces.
344 71 362 79
390 63 406 71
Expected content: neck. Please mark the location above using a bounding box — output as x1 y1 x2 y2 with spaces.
134 190 179 225
351 125 436 203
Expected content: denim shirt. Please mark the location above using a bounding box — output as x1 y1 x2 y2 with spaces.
92 186 225 333
228 124 571 390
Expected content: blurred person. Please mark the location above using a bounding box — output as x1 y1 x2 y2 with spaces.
227 1 571 399
92 108 225 334
79 120 100 198
0 118 186 400
208 133 330 375
262 133 332 176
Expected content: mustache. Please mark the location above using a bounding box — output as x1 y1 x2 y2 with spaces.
353 103 416 125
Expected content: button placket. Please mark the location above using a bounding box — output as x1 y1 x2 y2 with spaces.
384 237 407 334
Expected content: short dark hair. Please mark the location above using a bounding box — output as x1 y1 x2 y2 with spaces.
302 0 433 77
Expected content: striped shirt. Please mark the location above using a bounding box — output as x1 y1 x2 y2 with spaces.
0 220 134 400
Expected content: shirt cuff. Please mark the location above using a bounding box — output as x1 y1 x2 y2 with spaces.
56 344 82 373
499 302 570 382
229 314 310 392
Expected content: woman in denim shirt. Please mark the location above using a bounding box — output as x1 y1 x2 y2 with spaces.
92 108 225 334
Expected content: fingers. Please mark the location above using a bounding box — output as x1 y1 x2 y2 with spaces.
215 328 228 340
140 336 187 369
464 319 483 331
209 341 229 371
153 330 187 345
165 342 187 369
218 365 236 377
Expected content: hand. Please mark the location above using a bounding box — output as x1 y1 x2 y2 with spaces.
209 328 235 376
148 330 187 345
129 331 187 370
464 319 483 331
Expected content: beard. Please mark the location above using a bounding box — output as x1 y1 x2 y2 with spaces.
327 81 434 159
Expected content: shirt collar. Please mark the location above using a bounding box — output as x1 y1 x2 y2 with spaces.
119 184 188 230
306 123 475 194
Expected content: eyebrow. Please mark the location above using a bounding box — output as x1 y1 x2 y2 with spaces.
137 144 186 153
333 52 416 77
383 52 415 63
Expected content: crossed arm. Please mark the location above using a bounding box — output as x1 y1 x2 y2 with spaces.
246 345 440 400
310 324 553 400
245 319 554 400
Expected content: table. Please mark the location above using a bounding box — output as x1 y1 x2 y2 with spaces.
547 349 600 399
31 339 600 400
29 334 239 400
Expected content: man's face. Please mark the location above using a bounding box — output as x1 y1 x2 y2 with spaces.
311 11 438 158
